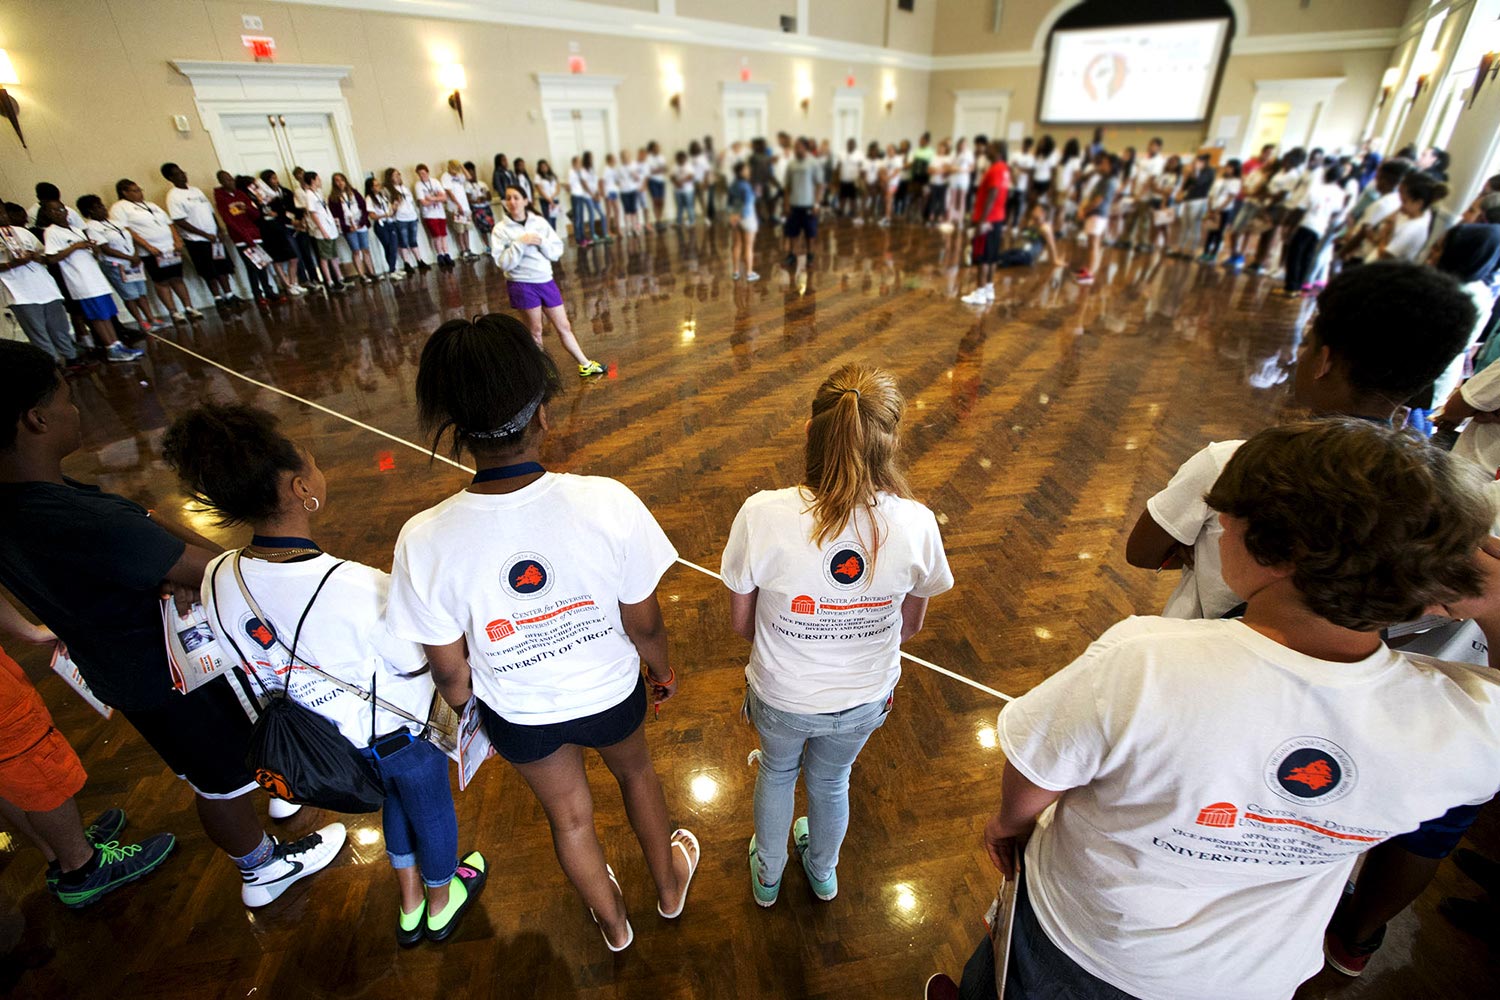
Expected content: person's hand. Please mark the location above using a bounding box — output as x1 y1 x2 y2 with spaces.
1437 537 1500 626
982 810 1028 879
646 667 677 708
979 222 992 235
14 622 57 648
1157 542 1195 571
519 231 543 246
161 581 200 616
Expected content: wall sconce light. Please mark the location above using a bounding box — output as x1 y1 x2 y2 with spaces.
0 49 23 148
1470 22 1500 108
1413 50 1440 100
440 63 466 128
665 68 684 114
1378 66 1401 108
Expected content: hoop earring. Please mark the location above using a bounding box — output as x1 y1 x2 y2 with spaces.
303 496 321 513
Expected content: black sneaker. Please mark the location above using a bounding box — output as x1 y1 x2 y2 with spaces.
417 260 431 271
56 834 176 909
46 808 128 895
425 850 487 943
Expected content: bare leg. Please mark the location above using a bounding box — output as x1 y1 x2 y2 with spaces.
14 798 96 872
194 792 265 858
510 745 630 947
122 297 153 328
1340 842 1442 942
165 279 195 313
521 306 546 348
595 723 695 914
745 232 755 275
87 318 119 347
542 303 591 366
0 798 58 864
393 865 426 914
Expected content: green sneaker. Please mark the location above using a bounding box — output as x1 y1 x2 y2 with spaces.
396 898 426 948
794 816 837 901
748 835 780 908
578 360 606 378
56 834 176 909
48 807 129 895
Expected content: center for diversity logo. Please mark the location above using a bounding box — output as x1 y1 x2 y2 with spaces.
502 551 555 600
823 540 869 591
1083 52 1127 102
1264 736 1357 805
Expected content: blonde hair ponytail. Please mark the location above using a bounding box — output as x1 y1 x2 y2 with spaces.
803 365 911 564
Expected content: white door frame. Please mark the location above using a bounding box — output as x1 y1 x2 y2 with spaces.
170 61 362 180
721 81 772 146
951 89 1011 142
832 88 865 150
538 73 623 165
1241 77 1345 159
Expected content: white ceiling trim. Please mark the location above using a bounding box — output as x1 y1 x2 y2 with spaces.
273 0 931 70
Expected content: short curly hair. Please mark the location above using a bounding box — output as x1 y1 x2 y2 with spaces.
1205 419 1490 631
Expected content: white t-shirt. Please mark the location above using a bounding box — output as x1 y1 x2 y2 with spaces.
862 156 883 186
202 553 433 746
386 473 678 725
83 218 136 261
672 164 696 196
415 178 448 219
1299 181 1347 236
391 184 419 222
1010 151 1035 193
601 166 621 195
951 150 975 191
1056 157 1082 200
1134 153 1166 196
1208 177 1242 212
26 203 85 229
0 226 63 304
1363 190 1402 230
616 163 639 193
42 225 113 300
691 153 711 184
442 172 471 218
928 154 952 184
720 488 953 714
165 185 218 242
838 153 865 184
1145 440 1245 620
109 199 176 254
999 615 1500 1000
302 188 337 239
1032 150 1061 185
566 168 587 198
1385 211 1432 261
647 153 668 181
1451 330 1500 477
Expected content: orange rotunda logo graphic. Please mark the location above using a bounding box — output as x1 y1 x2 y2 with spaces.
790 595 816 615
485 618 516 641
255 768 293 800
1195 802 1238 828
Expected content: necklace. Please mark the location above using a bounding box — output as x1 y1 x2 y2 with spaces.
243 534 323 563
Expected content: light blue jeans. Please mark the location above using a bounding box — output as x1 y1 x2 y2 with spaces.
748 687 891 884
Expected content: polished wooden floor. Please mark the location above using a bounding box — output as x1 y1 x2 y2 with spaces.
2 217 1496 999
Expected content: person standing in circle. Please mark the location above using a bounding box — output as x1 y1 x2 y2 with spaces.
387 316 700 953
721 364 954 907
490 186 605 379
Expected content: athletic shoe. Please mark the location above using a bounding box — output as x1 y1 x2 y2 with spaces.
793 817 837 901
184 307 205 320
425 851 487 943
56 834 176 909
924 973 960 1000
106 342 145 363
241 822 347 909
731 271 741 280
878 218 891 228
397 899 426 948
960 287 993 305
46 808 129 895
417 260 431 271
783 254 797 269
1324 923 1384 976
1226 254 1245 269
389 270 406 281
578 360 606 378
748 836 781 908
267 798 302 821
746 271 760 282
287 285 308 296
1072 268 1094 285
255 297 269 308
170 310 187 322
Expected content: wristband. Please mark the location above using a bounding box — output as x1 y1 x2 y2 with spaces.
648 666 674 687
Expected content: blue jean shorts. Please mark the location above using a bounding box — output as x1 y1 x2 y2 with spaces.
103 261 148 301
345 228 370 252
394 219 420 248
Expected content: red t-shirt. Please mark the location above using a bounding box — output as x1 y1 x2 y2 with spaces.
973 161 1010 224
215 188 263 245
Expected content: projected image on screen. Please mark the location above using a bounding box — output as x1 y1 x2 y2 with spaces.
1041 19 1230 124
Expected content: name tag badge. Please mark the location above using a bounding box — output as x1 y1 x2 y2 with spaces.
211 241 226 260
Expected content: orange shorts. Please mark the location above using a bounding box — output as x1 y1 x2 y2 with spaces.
0 648 87 812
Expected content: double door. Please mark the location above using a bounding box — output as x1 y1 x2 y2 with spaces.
219 112 347 183
546 108 612 172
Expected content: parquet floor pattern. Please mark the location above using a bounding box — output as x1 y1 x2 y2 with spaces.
1 220 1495 999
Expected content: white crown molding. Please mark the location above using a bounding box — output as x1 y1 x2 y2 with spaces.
535 73 624 90
272 0 931 70
170 60 353 83
720 81 774 95
1231 27 1400 56
931 50 1043 71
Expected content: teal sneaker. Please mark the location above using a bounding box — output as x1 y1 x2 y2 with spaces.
794 817 837 901
56 834 176 909
46 808 128 896
748 836 781 908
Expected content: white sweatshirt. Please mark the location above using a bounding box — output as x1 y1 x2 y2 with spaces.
490 209 564 284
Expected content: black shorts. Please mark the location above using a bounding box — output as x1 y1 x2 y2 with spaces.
839 181 857 201
185 240 234 279
478 673 647 765
972 225 1004 265
143 255 184 283
784 206 819 239
120 673 257 798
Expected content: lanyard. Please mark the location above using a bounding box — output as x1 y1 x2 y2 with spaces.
471 462 544 485
251 534 321 551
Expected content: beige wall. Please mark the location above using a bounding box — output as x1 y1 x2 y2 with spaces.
0 0 929 209
677 0 791 33
931 0 1411 56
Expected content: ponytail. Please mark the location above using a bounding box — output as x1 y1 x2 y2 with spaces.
803 365 912 569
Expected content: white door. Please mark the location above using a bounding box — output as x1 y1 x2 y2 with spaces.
952 93 1009 145
280 113 344 180
725 107 763 145
214 111 346 181
547 108 613 172
575 108 610 161
832 97 863 155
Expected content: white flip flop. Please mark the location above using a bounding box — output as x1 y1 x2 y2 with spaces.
589 864 633 952
657 828 700 919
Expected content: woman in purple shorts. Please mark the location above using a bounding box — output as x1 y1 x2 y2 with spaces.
490 186 606 378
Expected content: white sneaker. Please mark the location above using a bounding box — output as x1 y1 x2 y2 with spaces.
240 822 346 909
731 271 740 280
267 798 302 821
287 285 308 296
184 307 205 320
961 288 993 305
746 271 760 282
